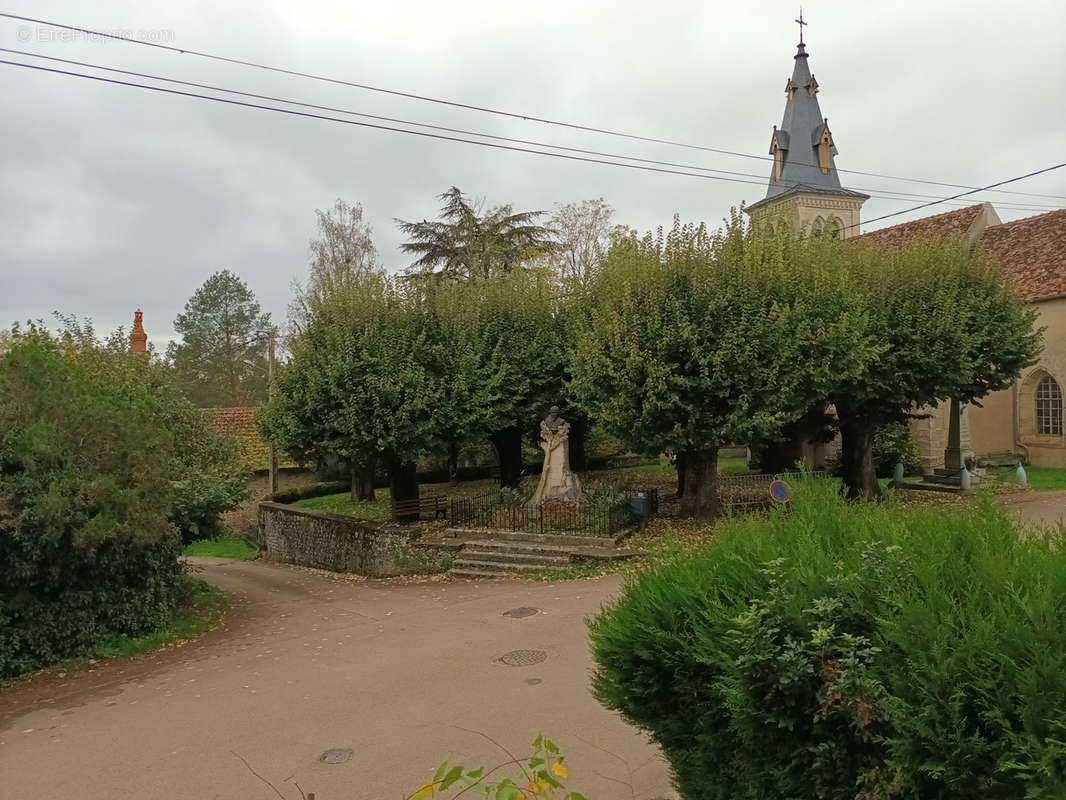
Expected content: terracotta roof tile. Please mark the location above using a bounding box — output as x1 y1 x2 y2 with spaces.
980 209 1066 302
854 204 986 248
203 406 299 471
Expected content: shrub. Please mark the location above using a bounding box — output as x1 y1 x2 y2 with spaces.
589 481 1066 799
0 328 188 675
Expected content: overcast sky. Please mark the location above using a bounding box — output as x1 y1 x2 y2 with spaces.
1 0 1064 347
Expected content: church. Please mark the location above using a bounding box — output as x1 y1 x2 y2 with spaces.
743 26 1066 470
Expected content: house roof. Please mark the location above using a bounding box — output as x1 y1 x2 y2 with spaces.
203 406 299 471
980 209 1066 302
854 204 987 248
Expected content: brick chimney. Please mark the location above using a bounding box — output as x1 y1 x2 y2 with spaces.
129 309 148 353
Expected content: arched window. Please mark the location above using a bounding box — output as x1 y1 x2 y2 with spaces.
1036 376 1063 435
811 216 825 238
828 217 843 239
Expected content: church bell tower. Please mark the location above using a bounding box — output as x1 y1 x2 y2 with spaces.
744 14 868 238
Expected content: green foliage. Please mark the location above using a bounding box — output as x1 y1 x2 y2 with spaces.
183 536 259 560
428 269 567 437
590 483 1066 799
0 323 245 675
570 214 874 514
832 237 1041 497
261 271 444 477
397 186 555 279
167 269 273 406
872 421 923 477
409 733 587 799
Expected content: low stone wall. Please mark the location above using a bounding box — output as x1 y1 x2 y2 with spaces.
257 502 455 576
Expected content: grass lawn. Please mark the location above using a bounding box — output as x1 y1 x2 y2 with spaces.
290 460 759 520
989 465 1066 491
88 577 229 661
183 536 259 560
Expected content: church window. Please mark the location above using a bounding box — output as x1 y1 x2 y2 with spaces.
1036 376 1063 435
811 216 825 237
773 144 783 180
828 217 843 239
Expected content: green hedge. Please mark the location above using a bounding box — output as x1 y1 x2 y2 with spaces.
0 326 236 676
589 482 1066 799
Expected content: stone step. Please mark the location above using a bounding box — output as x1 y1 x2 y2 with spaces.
925 473 963 486
449 567 508 579
450 559 549 574
462 539 578 556
446 528 618 548
459 549 570 567
895 481 964 494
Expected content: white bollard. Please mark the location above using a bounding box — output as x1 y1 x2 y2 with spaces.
1016 463 1028 488
960 467 972 491
893 462 904 486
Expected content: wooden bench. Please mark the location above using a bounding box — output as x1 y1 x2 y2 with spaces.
391 495 448 522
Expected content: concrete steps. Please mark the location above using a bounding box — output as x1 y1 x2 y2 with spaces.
446 530 637 578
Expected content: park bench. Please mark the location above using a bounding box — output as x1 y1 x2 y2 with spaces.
390 495 448 522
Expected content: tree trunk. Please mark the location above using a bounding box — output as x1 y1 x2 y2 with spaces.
448 439 460 485
350 460 376 503
679 448 720 518
389 459 420 523
489 426 524 489
567 415 588 472
675 451 688 498
839 416 882 500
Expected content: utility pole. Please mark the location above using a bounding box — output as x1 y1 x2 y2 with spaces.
267 329 278 496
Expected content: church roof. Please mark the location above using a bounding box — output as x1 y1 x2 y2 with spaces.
746 183 868 212
980 209 1066 302
855 204 988 248
761 41 845 201
854 204 1066 303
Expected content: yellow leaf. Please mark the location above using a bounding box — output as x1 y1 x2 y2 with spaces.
411 783 435 799
551 763 568 779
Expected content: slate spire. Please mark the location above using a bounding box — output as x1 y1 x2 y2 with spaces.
762 37 844 200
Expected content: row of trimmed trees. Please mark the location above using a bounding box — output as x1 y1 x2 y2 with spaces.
261 209 1040 517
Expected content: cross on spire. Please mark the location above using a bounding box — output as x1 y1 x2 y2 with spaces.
795 8 807 45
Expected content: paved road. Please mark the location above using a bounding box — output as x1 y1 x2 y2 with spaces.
1010 490 1066 528
0 560 675 800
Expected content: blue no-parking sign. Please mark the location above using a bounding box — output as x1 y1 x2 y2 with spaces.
769 479 790 503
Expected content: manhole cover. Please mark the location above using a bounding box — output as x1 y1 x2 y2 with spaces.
524 677 543 685
502 607 541 619
498 649 547 667
319 748 353 764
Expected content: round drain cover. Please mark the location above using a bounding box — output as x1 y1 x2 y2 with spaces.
524 677 543 685
502 607 541 619
319 748 353 764
498 649 547 667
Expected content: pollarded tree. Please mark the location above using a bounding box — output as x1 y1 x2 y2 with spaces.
570 215 875 517
428 270 567 488
831 238 1040 499
168 270 273 407
259 272 444 512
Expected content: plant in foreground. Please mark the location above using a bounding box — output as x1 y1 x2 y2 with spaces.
409 734 585 800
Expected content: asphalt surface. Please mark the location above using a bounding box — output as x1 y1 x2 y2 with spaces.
0 559 675 800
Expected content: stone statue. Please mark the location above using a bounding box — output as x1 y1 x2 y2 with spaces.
532 406 582 503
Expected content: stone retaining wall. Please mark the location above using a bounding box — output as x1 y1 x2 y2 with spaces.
257 502 454 576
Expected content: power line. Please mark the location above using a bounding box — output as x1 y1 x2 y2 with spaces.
1 49 1058 215
3 11 1065 203
851 163 1066 233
